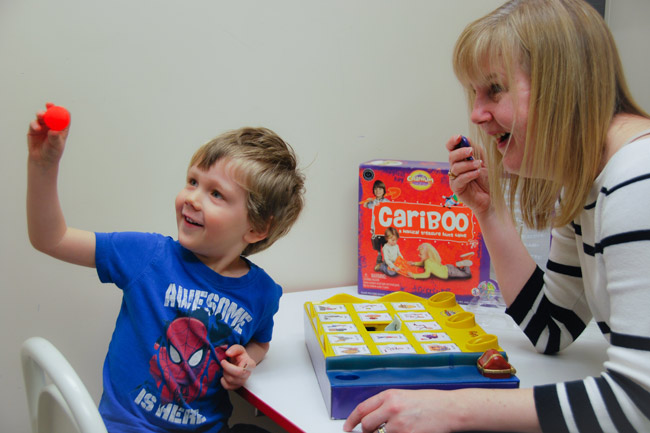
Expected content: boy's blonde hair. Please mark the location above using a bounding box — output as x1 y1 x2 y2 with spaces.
384 226 399 240
418 243 442 264
190 127 305 256
453 0 648 229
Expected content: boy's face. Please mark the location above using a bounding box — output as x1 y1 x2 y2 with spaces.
175 158 265 266
386 235 397 246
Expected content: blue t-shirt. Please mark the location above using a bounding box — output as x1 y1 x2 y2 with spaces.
94 232 282 433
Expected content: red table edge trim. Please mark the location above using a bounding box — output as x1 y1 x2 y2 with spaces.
236 387 305 433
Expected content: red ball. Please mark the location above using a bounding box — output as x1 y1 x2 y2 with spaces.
43 105 70 131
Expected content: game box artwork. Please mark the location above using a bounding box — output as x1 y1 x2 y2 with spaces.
358 160 490 303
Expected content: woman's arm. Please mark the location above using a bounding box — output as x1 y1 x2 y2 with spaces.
473 207 536 305
344 387 540 433
446 135 535 305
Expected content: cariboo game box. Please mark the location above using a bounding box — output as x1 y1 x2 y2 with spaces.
358 159 490 303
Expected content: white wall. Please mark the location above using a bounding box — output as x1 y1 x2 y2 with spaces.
1 1 648 432
607 0 650 109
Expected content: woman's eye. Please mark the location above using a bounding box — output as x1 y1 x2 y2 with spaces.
489 83 504 97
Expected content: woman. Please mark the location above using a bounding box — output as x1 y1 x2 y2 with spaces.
344 0 650 432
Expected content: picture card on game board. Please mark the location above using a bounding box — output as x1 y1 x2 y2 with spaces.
333 345 371 356
391 302 425 311
413 332 452 342
358 312 392 322
327 334 364 344
314 304 347 313
370 333 408 343
319 313 352 322
405 321 442 331
378 344 416 354
422 343 461 353
398 311 433 321
353 303 387 312
322 323 358 333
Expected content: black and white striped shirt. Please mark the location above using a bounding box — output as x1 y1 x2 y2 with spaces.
505 135 650 432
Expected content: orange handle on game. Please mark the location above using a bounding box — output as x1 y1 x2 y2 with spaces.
477 349 517 379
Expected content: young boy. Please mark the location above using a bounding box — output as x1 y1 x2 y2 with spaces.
377 227 402 276
26 103 305 433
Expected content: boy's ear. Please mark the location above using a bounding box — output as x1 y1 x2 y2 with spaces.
244 220 270 244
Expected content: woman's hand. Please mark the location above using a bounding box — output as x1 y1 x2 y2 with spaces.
446 135 491 218
343 389 458 433
344 387 540 433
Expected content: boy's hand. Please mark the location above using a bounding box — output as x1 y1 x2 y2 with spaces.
27 103 70 168
26 103 96 267
220 344 255 390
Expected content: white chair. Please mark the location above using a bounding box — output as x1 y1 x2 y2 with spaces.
21 337 108 433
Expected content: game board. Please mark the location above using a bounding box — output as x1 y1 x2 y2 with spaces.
304 291 518 419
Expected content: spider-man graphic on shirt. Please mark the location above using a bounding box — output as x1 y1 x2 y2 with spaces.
149 311 232 405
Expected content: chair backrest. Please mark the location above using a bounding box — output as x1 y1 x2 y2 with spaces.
21 337 108 433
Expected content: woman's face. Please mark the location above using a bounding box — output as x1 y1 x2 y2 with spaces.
469 62 531 175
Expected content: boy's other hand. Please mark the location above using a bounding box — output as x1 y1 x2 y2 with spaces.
220 344 254 390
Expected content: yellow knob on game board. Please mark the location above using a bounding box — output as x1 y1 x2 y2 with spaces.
446 311 476 328
428 292 457 308
466 334 499 352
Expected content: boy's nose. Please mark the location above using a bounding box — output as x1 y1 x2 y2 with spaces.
185 190 202 209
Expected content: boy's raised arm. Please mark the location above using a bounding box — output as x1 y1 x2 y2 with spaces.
26 105 96 268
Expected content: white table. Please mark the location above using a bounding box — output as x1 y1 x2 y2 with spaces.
236 286 608 433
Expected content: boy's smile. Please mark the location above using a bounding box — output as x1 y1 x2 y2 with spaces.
175 158 265 275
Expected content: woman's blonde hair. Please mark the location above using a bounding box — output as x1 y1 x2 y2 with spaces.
418 243 442 264
190 127 305 256
453 0 647 229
